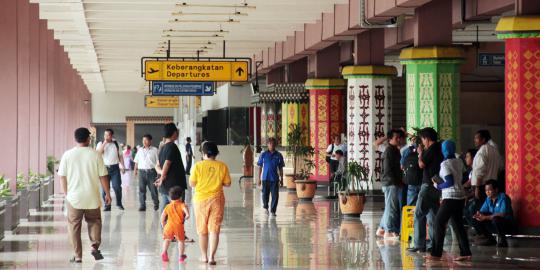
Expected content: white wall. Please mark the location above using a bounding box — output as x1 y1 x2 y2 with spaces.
92 92 174 123
201 83 252 111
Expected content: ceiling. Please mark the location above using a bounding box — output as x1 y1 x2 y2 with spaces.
34 0 347 93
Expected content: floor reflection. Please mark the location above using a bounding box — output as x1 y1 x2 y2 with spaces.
1 175 540 269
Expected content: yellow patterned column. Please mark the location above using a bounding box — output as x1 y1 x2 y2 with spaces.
281 102 309 146
306 79 346 183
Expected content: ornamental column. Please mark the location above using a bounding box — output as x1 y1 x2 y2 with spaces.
281 102 309 146
306 79 346 183
399 47 463 140
496 15 540 228
342 66 397 182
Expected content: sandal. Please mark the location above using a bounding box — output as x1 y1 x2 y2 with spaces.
454 255 472 261
69 257 82 263
161 252 169 262
179 254 187 263
208 261 217 265
91 249 104 260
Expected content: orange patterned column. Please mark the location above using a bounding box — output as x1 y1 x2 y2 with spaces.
306 79 346 183
497 16 540 228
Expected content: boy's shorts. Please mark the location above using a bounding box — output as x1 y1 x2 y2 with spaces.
194 192 225 235
163 225 185 241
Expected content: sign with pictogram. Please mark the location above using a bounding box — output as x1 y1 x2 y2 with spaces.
152 81 214 96
144 60 249 82
144 96 179 108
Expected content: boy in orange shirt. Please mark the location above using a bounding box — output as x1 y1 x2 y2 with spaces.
161 186 190 263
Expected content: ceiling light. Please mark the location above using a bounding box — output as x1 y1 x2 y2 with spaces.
169 19 239 23
171 11 248 16
175 3 256 9
163 29 229 34
162 34 225 38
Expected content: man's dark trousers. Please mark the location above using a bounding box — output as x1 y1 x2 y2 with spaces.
262 180 279 213
102 164 122 207
138 169 159 209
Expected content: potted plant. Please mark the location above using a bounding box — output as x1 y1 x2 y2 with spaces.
27 172 41 212
294 158 317 201
16 173 30 221
285 124 314 191
336 161 369 217
0 175 20 233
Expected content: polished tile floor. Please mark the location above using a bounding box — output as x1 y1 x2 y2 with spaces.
1 172 540 269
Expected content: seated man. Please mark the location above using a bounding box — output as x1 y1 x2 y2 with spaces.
333 150 347 181
472 179 515 247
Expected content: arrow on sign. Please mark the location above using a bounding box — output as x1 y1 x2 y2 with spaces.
235 67 244 77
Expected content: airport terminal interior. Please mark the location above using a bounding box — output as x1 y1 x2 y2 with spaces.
1 0 540 269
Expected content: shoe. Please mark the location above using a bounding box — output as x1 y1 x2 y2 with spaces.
271 212 277 217
179 254 187 263
384 232 399 239
138 207 146 211
497 239 508 248
407 247 426 253
118 205 125 210
161 252 169 262
91 249 104 260
376 228 385 237
264 208 269 215
154 205 159 211
103 205 111 212
476 238 497 246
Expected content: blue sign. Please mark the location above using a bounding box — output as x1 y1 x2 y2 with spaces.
151 81 214 96
478 53 505 66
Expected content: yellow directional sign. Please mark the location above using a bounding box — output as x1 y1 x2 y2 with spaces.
144 60 249 82
144 96 179 108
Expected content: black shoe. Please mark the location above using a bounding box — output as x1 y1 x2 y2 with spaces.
118 205 125 210
138 207 146 211
91 249 104 261
103 205 111 212
407 247 426 253
154 205 159 211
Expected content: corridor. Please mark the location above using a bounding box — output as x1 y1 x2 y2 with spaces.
1 173 539 269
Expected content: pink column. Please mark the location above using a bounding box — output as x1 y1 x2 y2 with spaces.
46 30 56 159
17 0 31 176
38 20 48 174
0 0 18 185
29 3 40 173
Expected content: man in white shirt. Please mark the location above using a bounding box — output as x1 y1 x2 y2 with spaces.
326 135 347 177
96 129 125 211
58 127 111 263
134 134 160 211
470 130 502 203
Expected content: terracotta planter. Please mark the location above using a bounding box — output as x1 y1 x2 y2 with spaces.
338 192 366 217
339 219 366 241
295 180 317 201
284 174 296 191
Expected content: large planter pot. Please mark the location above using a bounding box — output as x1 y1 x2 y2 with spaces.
2 194 20 232
47 177 54 198
284 174 296 191
338 191 366 218
295 180 317 201
28 184 40 211
18 189 29 221
0 201 5 241
40 178 53 208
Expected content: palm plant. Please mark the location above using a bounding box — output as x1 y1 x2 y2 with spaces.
286 124 314 179
0 175 12 197
336 161 369 194
46 156 59 176
16 173 28 191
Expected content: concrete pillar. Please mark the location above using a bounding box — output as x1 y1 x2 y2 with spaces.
496 15 540 228
0 0 18 185
29 3 40 173
401 0 462 140
126 120 135 147
306 79 346 183
342 66 397 182
17 0 31 176
38 20 48 174
46 30 56 159
281 102 309 146
286 57 308 83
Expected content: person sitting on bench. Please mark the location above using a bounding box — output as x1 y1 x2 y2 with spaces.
472 179 515 247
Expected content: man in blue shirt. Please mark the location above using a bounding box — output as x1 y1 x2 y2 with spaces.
257 138 285 217
472 179 515 247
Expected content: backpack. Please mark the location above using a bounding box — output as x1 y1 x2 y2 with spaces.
403 148 422 186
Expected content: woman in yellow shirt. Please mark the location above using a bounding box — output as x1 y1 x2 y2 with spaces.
189 141 231 265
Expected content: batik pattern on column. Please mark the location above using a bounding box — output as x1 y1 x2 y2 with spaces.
260 104 267 145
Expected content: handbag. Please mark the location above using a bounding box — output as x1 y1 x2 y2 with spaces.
325 144 334 163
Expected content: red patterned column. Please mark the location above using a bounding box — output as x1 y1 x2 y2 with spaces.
497 16 540 228
306 79 346 183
